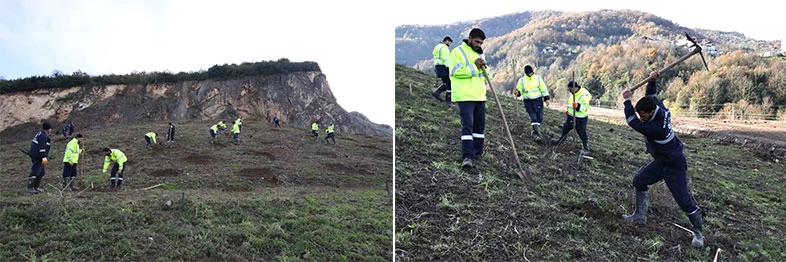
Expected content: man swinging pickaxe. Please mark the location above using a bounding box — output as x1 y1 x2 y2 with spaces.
624 32 708 93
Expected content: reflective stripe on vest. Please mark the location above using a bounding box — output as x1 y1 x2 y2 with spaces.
519 75 543 99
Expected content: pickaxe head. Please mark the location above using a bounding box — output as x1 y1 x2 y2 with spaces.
685 32 709 71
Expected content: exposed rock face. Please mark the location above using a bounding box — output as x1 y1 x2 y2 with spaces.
0 71 391 143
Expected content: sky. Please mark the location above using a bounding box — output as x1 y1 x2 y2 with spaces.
0 0 395 126
391 0 785 41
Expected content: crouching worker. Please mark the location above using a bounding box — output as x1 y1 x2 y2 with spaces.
102 147 128 189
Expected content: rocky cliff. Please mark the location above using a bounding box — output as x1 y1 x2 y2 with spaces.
0 71 391 143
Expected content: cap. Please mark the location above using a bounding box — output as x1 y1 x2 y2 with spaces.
42 122 52 130
75 133 83 138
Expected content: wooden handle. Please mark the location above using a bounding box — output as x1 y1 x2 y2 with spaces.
627 47 702 92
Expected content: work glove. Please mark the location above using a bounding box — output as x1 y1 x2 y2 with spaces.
69 161 74 166
572 102 578 109
513 89 520 97
545 100 550 107
81 148 85 154
42 158 48 165
565 110 569 116
102 172 107 179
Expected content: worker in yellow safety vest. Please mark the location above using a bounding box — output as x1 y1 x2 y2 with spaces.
102 147 128 189
550 81 592 155
513 65 551 141
61 133 84 190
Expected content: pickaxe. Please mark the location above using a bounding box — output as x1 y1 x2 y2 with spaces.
625 32 709 92
481 68 527 181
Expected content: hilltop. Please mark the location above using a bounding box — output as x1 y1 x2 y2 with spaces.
394 64 785 261
0 119 393 261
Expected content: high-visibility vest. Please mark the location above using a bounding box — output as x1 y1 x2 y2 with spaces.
145 132 157 144
516 74 549 100
447 41 487 102
326 124 334 134
63 138 81 163
432 43 450 66
103 149 127 173
567 88 592 118
312 123 319 131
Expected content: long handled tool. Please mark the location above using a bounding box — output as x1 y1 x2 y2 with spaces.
624 32 708 93
571 72 582 164
482 68 527 181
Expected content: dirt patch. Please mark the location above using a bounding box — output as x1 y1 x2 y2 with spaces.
323 163 372 176
149 168 179 177
245 151 276 161
182 154 216 164
562 199 616 221
236 168 278 184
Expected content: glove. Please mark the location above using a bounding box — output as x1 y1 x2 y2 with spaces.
565 110 569 116
572 102 578 109
102 172 107 179
81 148 85 154
575 104 581 111
513 89 520 97
545 100 550 107
69 161 74 166
42 158 48 165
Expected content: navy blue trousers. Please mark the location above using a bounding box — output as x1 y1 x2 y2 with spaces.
29 157 45 178
458 101 486 159
524 99 544 125
561 116 588 143
633 160 699 214
62 162 77 178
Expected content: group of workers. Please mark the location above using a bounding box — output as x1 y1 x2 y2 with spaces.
429 28 703 247
25 115 335 193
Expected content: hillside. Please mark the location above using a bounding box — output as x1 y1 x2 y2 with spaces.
0 119 393 261
394 64 785 261
0 60 392 141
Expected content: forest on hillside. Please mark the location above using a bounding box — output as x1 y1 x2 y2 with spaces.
397 9 786 120
0 59 321 94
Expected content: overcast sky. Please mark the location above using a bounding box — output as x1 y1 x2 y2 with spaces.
0 0 395 126
392 0 785 41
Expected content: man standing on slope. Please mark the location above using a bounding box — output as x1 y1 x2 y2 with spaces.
27 122 52 193
448 28 488 168
621 71 704 247
102 147 128 189
61 133 84 191
324 123 336 145
513 65 550 141
167 122 175 144
312 121 319 142
432 36 453 106
232 120 241 145
551 81 592 155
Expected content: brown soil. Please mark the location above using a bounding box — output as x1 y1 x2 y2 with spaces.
236 168 278 184
149 168 179 177
245 151 276 161
323 163 372 176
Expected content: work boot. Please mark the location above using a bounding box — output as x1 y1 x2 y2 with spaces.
110 180 116 189
27 177 38 194
116 179 123 189
623 190 649 224
688 209 704 247
432 84 446 102
581 142 590 155
550 134 568 145
33 177 44 193
68 177 79 191
461 158 473 168
532 125 542 142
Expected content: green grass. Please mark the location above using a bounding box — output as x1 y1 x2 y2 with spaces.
0 120 392 261
394 64 786 261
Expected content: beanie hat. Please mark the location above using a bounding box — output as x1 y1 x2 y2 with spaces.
42 122 52 130
524 65 534 75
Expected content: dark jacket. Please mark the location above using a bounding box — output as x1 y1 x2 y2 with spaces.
29 131 51 159
624 80 686 166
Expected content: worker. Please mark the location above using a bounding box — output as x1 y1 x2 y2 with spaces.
324 123 336 145
235 117 243 132
551 81 592 155
312 121 319 142
432 36 453 105
209 122 220 144
273 116 280 128
621 71 704 247
144 132 158 149
232 120 241 145
61 133 84 191
27 122 52 193
102 147 128 189
167 122 175 143
514 65 551 141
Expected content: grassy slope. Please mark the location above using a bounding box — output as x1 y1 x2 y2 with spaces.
394 64 785 261
0 120 393 261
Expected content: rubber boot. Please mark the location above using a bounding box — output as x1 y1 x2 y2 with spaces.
68 177 80 191
461 158 473 168
62 177 70 191
445 91 454 107
432 84 446 102
116 179 123 189
33 177 44 193
27 177 38 194
623 191 649 224
688 209 704 247
110 179 116 189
